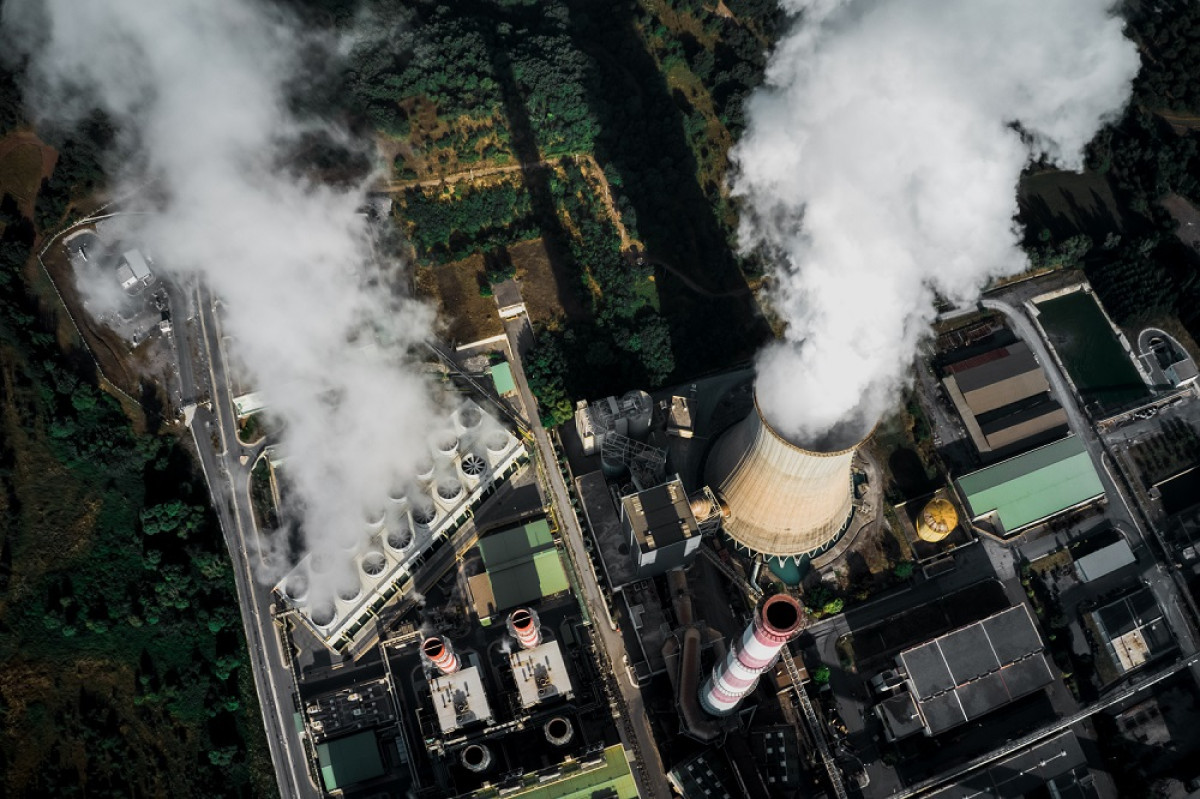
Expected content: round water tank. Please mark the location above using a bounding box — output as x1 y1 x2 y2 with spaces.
544 717 574 747
361 549 387 577
336 571 361 602
283 573 309 603
917 497 958 543
457 406 483 432
412 500 437 527
622 390 653 438
386 521 413 553
485 430 510 453
434 433 458 458
437 479 463 502
461 744 492 773
309 602 336 628
460 452 487 478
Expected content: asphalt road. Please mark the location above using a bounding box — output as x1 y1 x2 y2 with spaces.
185 284 319 799
502 316 672 799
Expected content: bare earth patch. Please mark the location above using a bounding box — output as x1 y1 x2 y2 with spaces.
415 254 503 347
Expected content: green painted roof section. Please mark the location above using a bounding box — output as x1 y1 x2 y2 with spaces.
478 519 569 611
480 518 554 570
957 436 1104 533
315 731 385 792
491 362 516 395
496 745 638 799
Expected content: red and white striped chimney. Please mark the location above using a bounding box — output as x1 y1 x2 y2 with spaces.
507 608 542 649
422 636 460 675
700 594 804 716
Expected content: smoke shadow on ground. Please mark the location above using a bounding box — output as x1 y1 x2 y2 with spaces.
560 3 770 379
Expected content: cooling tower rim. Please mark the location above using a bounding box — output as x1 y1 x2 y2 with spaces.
752 391 875 457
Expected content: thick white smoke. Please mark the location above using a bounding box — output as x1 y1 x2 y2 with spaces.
5 0 440 595
736 0 1140 449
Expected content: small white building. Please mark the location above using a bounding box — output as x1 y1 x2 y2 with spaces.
120 249 154 290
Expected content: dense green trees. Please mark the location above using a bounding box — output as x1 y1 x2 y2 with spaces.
0 194 272 795
400 180 536 261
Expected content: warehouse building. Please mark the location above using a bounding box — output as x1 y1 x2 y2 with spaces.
943 340 1068 455
467 518 570 622
876 605 1055 739
955 436 1105 538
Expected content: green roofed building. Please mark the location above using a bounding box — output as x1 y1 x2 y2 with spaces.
315 730 385 793
469 518 571 618
955 436 1105 536
491 361 516 396
492 744 638 799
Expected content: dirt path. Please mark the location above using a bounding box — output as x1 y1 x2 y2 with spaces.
381 152 634 248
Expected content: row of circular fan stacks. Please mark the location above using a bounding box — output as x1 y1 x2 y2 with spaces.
280 403 518 631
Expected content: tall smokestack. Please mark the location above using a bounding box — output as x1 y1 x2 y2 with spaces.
507 608 542 650
422 636 459 675
705 393 865 558
701 594 804 717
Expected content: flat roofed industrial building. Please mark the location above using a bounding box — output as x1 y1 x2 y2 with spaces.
429 665 493 734
943 341 1068 454
315 730 386 794
896 605 1054 737
955 436 1105 536
620 475 702 579
509 640 574 708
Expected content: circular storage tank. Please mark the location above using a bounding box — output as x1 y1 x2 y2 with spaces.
309 602 336 628
437 478 464 503
461 744 492 773
336 571 362 603
917 497 958 543
460 452 487 479
283 573 309 603
485 430 510 453
361 549 387 577
412 499 437 528
456 405 483 432
388 478 407 503
622 390 653 438
363 506 386 530
434 433 458 458
386 521 414 553
544 717 574 747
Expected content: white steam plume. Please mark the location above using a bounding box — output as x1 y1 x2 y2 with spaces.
5 0 440 595
736 0 1139 448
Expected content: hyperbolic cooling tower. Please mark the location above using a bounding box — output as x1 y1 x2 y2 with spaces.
705 394 865 557
700 594 805 716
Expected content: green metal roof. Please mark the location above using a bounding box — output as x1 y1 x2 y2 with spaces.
957 436 1104 534
491 361 516 395
493 745 638 799
315 731 385 792
478 519 569 611
479 519 553 570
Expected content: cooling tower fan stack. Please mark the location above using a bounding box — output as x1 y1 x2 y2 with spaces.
705 392 869 560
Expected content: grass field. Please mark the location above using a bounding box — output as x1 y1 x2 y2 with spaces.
0 131 55 218
508 237 589 326
414 253 505 346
